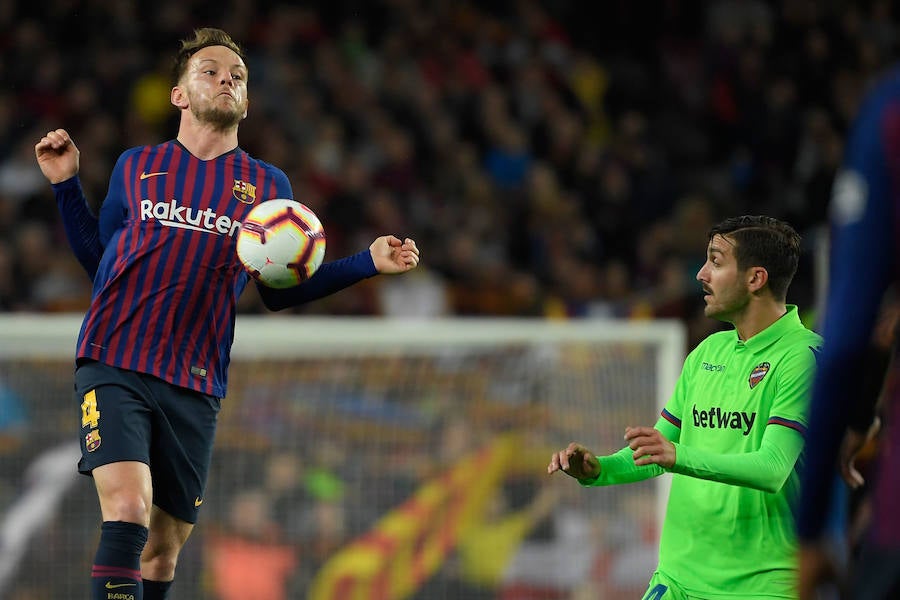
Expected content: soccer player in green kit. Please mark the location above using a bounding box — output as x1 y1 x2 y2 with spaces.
548 216 821 599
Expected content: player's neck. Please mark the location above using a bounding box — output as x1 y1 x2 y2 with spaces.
177 121 239 161
732 299 788 341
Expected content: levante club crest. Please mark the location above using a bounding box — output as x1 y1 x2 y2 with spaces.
748 362 770 389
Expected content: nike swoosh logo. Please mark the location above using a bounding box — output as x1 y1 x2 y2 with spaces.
195 497 203 507
105 582 137 589
140 171 168 180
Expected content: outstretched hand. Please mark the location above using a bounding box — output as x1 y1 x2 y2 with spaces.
547 442 600 480
625 426 676 468
35 128 80 184
370 236 420 274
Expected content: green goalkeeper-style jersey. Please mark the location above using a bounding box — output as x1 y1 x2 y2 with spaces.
586 306 821 599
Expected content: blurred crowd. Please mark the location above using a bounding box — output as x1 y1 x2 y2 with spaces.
1 0 895 342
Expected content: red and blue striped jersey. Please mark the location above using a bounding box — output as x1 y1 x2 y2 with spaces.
74 141 290 396
798 67 900 546
55 139 377 398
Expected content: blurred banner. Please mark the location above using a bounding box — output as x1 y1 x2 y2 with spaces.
311 434 518 599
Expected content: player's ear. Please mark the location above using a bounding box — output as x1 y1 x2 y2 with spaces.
242 98 248 120
171 86 188 109
747 266 768 293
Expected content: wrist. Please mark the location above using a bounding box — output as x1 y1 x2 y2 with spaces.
577 461 601 485
51 174 80 188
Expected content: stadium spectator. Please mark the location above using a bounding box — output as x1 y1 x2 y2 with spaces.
207 489 296 600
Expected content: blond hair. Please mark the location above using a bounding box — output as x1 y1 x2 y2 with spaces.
172 28 245 85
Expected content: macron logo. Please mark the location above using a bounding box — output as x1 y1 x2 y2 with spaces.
140 199 241 236
692 404 756 436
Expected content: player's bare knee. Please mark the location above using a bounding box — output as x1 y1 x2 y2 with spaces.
101 490 152 526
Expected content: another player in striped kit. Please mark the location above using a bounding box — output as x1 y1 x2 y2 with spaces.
796 66 900 600
35 28 419 600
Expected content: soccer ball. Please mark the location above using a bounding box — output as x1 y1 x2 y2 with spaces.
236 199 326 288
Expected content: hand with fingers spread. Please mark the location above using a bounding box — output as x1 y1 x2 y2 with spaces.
625 426 676 468
547 442 600 481
35 128 80 184
370 236 420 274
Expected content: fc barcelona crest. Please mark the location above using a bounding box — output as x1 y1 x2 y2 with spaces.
85 429 101 452
233 179 257 204
748 362 770 389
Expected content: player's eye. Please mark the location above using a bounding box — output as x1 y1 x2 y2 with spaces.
232 73 243 80
203 70 216 76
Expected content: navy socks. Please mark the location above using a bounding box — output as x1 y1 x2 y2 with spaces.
143 578 174 599
91 521 148 599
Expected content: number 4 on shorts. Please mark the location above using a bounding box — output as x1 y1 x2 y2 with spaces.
81 389 100 429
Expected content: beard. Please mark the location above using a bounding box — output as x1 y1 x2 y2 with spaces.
703 289 750 322
192 104 243 131
189 91 245 131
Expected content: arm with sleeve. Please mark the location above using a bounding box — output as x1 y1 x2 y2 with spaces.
53 153 131 281
585 337 815 494
582 416 805 493
53 176 103 280
671 425 803 493
251 167 380 310
257 251 378 310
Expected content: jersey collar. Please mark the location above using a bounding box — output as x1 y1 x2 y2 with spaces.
734 305 803 354
172 139 242 161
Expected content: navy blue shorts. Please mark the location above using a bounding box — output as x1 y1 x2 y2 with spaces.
74 360 221 524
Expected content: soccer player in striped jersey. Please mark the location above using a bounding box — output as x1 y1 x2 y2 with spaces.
34 28 419 600
796 66 900 600
549 216 821 599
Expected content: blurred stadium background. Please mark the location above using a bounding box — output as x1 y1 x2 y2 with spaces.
1 316 683 598
1 0 894 598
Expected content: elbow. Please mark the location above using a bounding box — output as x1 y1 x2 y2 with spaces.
257 287 288 312
260 296 289 312
78 258 99 281
759 480 782 494
757 472 791 494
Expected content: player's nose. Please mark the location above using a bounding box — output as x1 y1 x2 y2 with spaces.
696 265 706 282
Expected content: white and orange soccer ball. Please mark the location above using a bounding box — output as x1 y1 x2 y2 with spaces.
236 199 326 288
